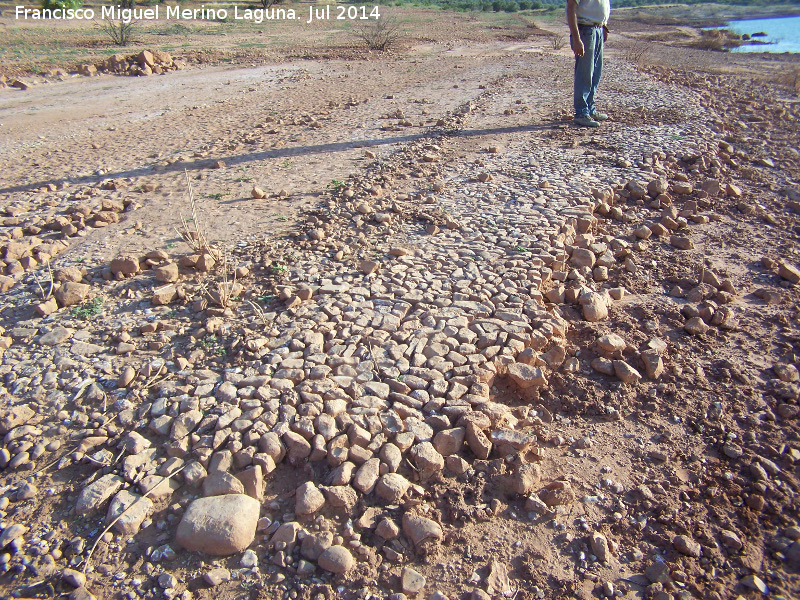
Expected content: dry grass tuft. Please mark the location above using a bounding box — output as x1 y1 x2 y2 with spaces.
690 29 741 52
549 33 567 52
175 170 222 262
210 252 239 309
32 260 54 302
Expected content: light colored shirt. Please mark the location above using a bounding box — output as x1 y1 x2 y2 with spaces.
575 0 610 26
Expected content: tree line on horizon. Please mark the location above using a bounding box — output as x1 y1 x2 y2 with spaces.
39 0 800 16
391 0 800 14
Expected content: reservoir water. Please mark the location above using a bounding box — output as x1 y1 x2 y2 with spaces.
722 15 800 53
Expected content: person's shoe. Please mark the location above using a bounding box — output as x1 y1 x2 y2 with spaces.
574 116 601 128
591 111 609 121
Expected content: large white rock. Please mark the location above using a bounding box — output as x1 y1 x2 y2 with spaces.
295 481 325 515
317 545 355 574
580 292 609 322
506 362 547 389
176 494 259 555
375 473 411 503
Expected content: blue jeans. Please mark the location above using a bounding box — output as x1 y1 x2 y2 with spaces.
572 25 603 118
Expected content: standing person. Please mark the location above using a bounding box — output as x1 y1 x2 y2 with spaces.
567 0 611 128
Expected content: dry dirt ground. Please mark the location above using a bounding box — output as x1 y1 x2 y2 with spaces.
0 7 799 600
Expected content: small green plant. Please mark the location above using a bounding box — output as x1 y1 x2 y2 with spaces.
71 297 103 320
327 179 345 191
515 246 529 253
235 176 253 183
277 216 288 222
206 193 224 200
281 160 292 168
166 241 176 248
272 264 288 274
199 335 218 348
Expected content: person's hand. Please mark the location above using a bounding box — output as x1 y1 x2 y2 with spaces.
603 24 609 43
572 37 585 57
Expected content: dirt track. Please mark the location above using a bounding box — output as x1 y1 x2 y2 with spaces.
0 15 799 600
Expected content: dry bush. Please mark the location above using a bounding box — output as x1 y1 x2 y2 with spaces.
691 29 741 52
354 16 400 51
782 66 800 94
692 35 725 51
96 18 137 46
624 39 651 66
550 33 567 51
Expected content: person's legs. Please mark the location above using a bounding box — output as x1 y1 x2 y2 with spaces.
573 26 596 119
586 28 603 117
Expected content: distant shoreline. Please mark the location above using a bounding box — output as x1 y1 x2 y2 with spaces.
613 4 800 29
710 13 799 54
711 12 800 29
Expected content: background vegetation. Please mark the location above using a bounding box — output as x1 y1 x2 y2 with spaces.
387 0 800 14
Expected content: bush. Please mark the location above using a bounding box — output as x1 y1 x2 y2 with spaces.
784 66 800 94
623 39 650 65
41 0 82 9
97 18 138 45
353 16 400 51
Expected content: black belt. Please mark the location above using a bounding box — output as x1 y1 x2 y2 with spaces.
578 23 602 28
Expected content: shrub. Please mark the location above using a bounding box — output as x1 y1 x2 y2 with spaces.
782 66 800 94
98 18 138 46
353 16 400 51
41 0 82 9
624 39 651 65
